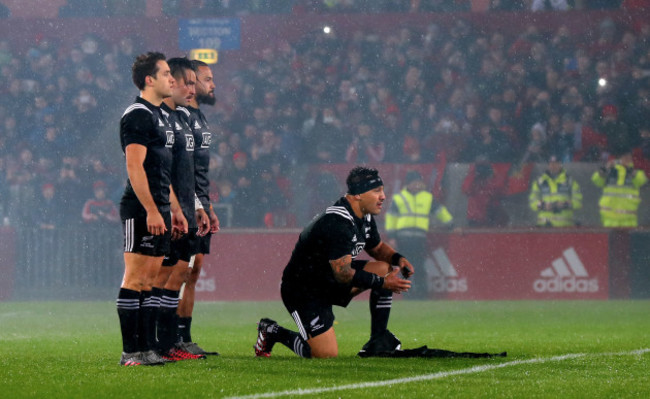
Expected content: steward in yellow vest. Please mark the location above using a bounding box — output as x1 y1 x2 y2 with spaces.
591 152 648 227
385 171 452 299
529 155 582 227
385 171 453 236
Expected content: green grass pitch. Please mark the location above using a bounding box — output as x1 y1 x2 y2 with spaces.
1 300 648 398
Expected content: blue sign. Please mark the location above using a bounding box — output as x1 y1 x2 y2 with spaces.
178 18 241 51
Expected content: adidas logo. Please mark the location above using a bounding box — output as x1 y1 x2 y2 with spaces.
195 268 215 292
533 247 599 293
425 248 467 292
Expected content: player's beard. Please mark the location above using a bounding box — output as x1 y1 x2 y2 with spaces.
197 92 216 106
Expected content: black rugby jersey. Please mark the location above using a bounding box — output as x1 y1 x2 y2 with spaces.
282 197 381 299
162 103 198 229
186 105 212 209
120 96 174 216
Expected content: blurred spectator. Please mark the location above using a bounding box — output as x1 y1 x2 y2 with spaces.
37 183 63 230
547 113 579 162
345 120 385 164
6 148 37 227
230 151 256 227
531 0 570 11
600 105 637 157
489 0 526 11
57 157 84 222
462 159 509 227
255 164 290 228
81 180 119 224
521 123 548 164
0 155 8 218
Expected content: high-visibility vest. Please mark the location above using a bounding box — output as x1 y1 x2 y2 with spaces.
385 188 452 233
529 169 582 227
591 164 648 227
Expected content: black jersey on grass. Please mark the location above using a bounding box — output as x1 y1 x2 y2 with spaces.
162 104 198 229
120 96 174 217
186 105 212 209
282 197 381 300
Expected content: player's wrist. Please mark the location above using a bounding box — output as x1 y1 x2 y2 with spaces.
390 252 404 266
351 269 384 290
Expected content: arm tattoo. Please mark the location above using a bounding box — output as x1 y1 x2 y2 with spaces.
330 255 354 284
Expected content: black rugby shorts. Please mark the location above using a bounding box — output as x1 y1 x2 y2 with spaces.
280 260 368 339
122 212 171 257
162 228 200 266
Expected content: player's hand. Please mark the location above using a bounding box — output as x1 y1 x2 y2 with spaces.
196 208 210 237
147 210 166 236
171 209 188 240
383 267 411 294
397 257 414 279
209 209 220 233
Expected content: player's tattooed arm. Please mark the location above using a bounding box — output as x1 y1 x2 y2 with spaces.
330 254 354 284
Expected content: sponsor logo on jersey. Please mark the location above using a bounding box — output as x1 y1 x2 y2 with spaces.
201 132 212 148
165 131 175 148
175 121 183 131
194 121 201 129
425 248 467 292
185 133 195 151
158 118 165 127
533 247 598 293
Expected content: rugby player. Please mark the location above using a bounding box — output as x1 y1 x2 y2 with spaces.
116 52 187 366
174 59 220 356
255 166 414 358
153 57 209 361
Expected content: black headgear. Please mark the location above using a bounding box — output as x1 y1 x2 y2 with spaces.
347 174 384 195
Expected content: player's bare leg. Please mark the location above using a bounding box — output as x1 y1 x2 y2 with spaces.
307 327 338 358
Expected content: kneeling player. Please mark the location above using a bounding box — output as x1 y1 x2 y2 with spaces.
255 166 414 358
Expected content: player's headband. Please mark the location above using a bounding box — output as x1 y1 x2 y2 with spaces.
348 175 384 195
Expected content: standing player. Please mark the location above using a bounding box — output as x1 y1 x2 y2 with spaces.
174 59 220 356
116 52 187 366
255 166 414 358
153 57 209 361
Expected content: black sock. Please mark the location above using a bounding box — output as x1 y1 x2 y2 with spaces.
178 317 192 343
157 289 180 352
116 288 140 354
273 325 311 358
137 290 158 352
370 288 393 337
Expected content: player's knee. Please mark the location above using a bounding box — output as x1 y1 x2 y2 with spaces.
311 346 338 359
166 273 186 290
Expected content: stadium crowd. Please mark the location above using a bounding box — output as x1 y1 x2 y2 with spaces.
0 2 649 228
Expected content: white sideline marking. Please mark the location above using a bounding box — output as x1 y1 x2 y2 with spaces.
227 349 650 399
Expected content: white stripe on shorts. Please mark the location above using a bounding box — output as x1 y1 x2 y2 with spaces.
291 311 308 341
124 218 134 252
